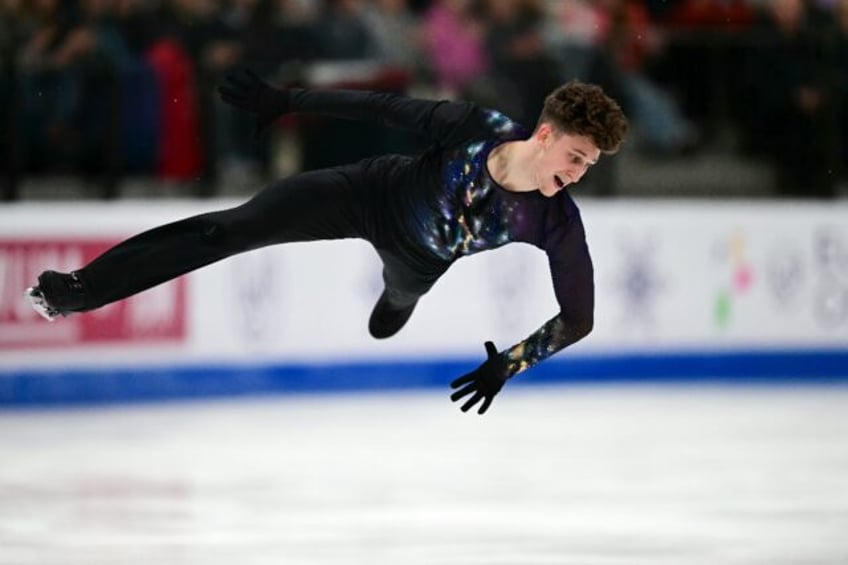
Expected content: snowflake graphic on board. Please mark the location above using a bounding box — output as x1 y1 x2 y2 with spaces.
611 233 665 330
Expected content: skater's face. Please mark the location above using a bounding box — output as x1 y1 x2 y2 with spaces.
533 124 600 197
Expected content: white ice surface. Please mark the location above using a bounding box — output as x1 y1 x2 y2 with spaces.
1 385 847 565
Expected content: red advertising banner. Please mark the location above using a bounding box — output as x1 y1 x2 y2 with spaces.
0 239 187 349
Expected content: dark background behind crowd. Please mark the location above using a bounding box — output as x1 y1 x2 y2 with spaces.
1 0 847 200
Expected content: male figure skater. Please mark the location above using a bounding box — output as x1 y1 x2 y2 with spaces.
26 71 628 414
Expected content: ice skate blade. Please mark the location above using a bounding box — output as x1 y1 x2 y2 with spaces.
24 287 59 322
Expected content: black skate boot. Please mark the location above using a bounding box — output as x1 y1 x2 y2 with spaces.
368 290 418 339
24 270 88 321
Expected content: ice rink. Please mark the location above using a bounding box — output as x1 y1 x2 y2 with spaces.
1 384 847 565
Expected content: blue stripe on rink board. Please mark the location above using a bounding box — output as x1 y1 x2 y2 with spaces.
1 350 847 406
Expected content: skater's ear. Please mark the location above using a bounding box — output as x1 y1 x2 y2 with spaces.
533 122 559 147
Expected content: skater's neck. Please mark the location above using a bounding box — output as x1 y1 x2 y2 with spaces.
486 139 539 193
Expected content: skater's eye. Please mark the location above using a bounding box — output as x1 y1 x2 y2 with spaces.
568 155 591 169
566 150 596 167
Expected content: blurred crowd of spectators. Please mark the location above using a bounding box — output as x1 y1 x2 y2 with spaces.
1 0 848 199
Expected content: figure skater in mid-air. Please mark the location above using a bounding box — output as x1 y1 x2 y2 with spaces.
26 70 628 414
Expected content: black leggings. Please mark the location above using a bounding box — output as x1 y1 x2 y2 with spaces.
77 166 434 311
77 165 368 310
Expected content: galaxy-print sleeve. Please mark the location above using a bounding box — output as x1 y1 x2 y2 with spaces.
287 88 481 146
503 217 594 378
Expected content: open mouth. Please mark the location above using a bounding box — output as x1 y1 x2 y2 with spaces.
554 175 566 189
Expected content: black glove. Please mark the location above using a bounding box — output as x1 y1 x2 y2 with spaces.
450 341 508 415
217 69 289 138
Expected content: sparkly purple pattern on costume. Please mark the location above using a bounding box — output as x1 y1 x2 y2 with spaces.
424 110 528 261
505 315 570 377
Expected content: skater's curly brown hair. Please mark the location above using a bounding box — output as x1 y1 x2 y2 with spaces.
537 80 628 154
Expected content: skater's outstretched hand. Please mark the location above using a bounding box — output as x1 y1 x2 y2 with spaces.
450 341 508 415
218 69 289 138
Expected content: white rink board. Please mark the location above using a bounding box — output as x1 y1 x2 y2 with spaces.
1 199 846 370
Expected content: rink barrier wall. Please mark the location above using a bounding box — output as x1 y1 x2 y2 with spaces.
2 349 847 406
2 200 847 406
